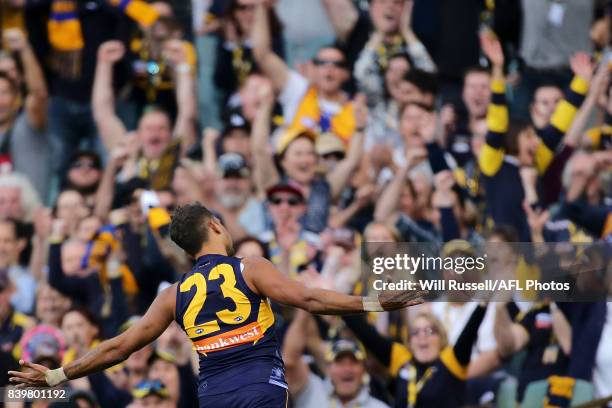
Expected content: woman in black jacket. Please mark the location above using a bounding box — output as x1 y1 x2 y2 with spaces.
343 304 486 408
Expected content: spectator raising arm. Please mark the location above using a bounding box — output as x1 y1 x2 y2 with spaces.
250 82 280 196
399 0 435 73
326 94 367 199
494 302 528 358
164 39 197 155
533 53 592 173
374 163 410 223
565 62 609 148
4 29 48 130
321 0 359 43
478 32 507 178
252 0 289 93
92 41 128 152
281 309 313 396
374 148 426 223
93 140 132 220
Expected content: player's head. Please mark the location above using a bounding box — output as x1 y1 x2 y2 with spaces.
169 203 234 258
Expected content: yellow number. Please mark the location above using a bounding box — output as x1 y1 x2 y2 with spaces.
209 263 251 324
179 274 220 338
179 263 251 339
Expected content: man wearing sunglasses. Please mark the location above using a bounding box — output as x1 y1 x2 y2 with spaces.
260 182 318 277
9 202 424 407
252 0 356 143
131 379 174 408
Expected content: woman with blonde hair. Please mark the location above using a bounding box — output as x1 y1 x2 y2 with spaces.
343 304 486 407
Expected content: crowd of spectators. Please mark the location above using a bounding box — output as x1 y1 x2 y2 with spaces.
0 0 611 407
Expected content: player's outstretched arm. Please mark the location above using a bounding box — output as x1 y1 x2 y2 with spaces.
9 284 177 388
242 257 425 315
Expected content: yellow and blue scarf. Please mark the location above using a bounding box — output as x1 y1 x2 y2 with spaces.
48 0 159 79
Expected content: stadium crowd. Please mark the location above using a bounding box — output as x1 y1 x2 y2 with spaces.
0 0 611 407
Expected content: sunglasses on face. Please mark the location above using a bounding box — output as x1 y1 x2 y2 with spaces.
71 161 97 170
235 3 255 11
269 196 303 206
313 58 346 68
133 379 169 398
410 326 438 337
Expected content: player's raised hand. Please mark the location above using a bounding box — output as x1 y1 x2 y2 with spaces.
377 289 427 311
8 360 50 388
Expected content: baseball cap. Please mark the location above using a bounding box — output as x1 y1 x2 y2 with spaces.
222 111 251 136
132 379 170 399
316 132 346 157
147 349 177 365
326 339 366 362
217 153 250 178
265 181 305 201
19 325 66 364
276 127 317 155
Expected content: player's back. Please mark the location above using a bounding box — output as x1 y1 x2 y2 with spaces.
175 254 287 398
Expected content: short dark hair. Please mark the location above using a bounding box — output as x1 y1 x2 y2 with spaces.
463 66 491 83
487 225 520 243
403 69 438 97
504 119 531 156
399 100 434 117
533 82 563 99
63 306 102 336
170 203 215 257
234 236 269 259
0 218 26 240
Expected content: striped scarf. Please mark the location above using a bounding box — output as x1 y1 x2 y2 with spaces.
0 3 25 33
48 0 159 79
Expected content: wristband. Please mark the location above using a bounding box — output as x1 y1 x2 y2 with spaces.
45 367 67 387
362 296 384 312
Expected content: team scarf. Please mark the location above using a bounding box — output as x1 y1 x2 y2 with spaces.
290 87 356 143
48 0 160 79
0 2 26 33
80 225 139 296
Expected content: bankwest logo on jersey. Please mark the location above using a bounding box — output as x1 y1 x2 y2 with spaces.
193 322 264 354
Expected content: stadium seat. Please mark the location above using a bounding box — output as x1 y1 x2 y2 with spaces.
521 379 595 407
496 376 518 408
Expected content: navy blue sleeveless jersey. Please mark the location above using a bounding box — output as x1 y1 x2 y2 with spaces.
175 254 287 396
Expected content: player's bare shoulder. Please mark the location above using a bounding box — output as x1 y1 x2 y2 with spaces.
238 256 276 295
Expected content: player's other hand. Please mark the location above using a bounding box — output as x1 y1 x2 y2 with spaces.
379 290 428 311
8 360 50 388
